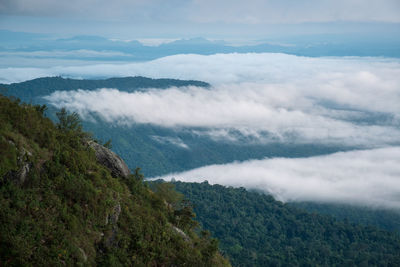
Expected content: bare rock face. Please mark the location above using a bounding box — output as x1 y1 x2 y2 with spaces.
104 202 122 248
15 162 31 184
172 226 190 242
5 141 32 184
88 141 130 178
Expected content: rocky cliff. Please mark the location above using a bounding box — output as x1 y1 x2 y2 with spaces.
88 140 130 178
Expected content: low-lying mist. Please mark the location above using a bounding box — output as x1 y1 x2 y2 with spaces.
41 53 400 147
156 147 400 209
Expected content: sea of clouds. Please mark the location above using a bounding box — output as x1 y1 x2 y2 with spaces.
39 53 400 147
2 52 399 208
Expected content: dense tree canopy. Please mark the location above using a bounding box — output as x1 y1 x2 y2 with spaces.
172 181 400 267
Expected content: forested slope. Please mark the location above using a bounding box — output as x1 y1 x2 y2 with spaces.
0 76 209 101
172 181 400 267
0 95 229 266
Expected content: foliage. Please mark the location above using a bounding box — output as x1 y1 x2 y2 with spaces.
290 202 400 233
173 181 400 267
0 95 230 266
56 107 82 132
103 139 112 149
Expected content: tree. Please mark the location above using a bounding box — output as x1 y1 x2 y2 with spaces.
56 108 82 131
154 182 184 208
34 104 47 115
103 139 112 149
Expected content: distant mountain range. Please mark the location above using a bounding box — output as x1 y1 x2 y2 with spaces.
1 30 400 60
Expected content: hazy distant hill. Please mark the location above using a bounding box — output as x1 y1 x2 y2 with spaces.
0 76 209 102
2 30 400 60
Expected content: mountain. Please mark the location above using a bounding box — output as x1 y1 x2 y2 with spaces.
0 76 209 102
4 76 399 238
2 30 400 60
170 180 400 267
3 77 400 266
0 95 230 266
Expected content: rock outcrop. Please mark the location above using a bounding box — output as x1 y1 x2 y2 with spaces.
172 226 190 242
104 202 122 248
88 141 130 178
5 140 32 184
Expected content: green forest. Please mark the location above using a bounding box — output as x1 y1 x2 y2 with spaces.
170 180 400 267
0 94 229 266
290 202 400 233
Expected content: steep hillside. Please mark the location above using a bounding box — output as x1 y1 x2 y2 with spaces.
0 95 229 266
171 181 400 267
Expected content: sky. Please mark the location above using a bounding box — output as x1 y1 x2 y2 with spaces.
1 0 400 38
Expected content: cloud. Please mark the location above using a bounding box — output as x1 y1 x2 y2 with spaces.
37 53 400 147
155 147 400 209
1 0 399 24
0 0 189 22
151 135 189 149
43 85 400 147
4 51 397 209
188 0 400 24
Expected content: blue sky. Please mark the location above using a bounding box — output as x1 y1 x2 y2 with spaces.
1 0 399 38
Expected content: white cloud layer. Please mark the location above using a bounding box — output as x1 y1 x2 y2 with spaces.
36 53 400 147
151 135 189 149
44 86 400 147
155 147 400 209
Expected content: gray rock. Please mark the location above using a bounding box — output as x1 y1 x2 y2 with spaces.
16 162 31 184
105 202 121 226
5 142 32 184
78 247 87 262
172 226 190 242
104 202 122 248
88 141 130 178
